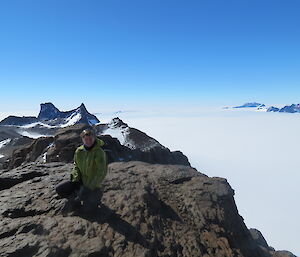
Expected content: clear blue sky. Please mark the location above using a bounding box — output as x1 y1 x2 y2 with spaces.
0 0 299 113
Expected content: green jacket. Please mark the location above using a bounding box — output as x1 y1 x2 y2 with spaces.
71 138 108 190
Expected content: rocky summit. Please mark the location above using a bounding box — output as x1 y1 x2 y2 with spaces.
0 161 296 257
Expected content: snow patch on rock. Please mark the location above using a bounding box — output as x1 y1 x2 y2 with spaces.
101 119 135 149
17 130 51 139
0 138 12 149
61 113 82 128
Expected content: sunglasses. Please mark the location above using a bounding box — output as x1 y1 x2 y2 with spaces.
82 133 94 138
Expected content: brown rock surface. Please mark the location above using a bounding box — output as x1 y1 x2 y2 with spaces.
0 161 295 257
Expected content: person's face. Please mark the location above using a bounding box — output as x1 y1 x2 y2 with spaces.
82 134 95 147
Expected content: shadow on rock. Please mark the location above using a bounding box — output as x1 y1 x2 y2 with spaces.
73 203 149 249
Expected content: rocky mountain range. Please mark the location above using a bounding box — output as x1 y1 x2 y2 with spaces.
0 102 99 127
0 103 296 257
268 104 300 113
224 102 300 113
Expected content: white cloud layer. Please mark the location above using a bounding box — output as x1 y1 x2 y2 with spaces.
111 108 300 256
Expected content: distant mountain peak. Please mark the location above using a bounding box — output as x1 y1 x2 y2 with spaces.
233 102 265 108
0 103 100 128
226 102 300 114
78 103 87 111
38 102 60 120
109 117 128 128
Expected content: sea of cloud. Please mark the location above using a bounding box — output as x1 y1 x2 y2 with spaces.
99 106 300 256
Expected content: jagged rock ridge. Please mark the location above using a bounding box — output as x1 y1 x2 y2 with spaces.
7 123 190 169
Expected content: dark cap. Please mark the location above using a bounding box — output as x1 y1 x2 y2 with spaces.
80 128 96 138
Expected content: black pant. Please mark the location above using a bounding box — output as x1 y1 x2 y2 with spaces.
78 187 103 211
55 181 82 198
56 181 102 210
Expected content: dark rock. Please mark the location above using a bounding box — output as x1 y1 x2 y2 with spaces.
0 128 23 141
249 228 276 255
249 228 273 250
0 135 34 169
8 137 54 169
270 251 297 257
37 103 61 121
267 106 280 112
0 116 38 126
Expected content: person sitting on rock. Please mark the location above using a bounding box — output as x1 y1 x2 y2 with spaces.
55 127 108 215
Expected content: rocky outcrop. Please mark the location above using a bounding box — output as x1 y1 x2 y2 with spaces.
0 161 294 257
48 124 191 165
6 123 190 168
249 229 296 257
97 134 190 165
249 229 274 252
46 124 91 163
270 251 297 257
95 117 169 151
0 136 34 170
8 137 54 169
